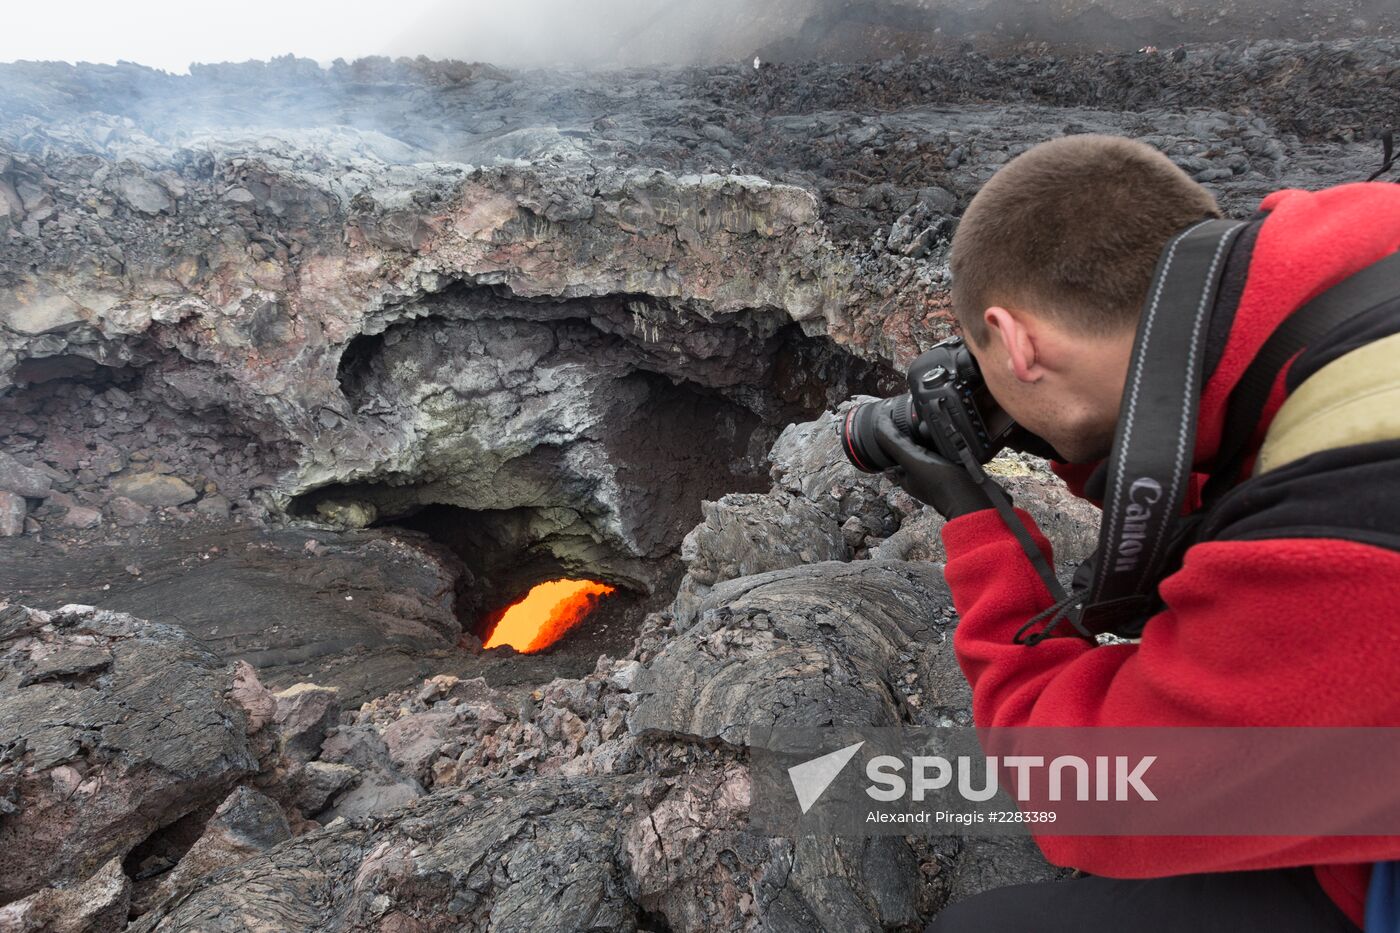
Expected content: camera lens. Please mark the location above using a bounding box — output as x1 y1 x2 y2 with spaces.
839 395 912 472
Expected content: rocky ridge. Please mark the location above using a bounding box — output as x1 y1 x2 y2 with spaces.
1 41 1392 567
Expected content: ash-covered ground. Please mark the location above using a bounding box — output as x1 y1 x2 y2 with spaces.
0 28 1396 932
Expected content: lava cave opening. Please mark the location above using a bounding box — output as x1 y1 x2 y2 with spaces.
384 501 657 660
291 292 902 660
481 578 617 653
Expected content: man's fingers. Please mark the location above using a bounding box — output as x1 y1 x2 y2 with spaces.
873 410 922 465
874 411 949 469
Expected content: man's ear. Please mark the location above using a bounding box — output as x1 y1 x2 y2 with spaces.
984 306 1045 383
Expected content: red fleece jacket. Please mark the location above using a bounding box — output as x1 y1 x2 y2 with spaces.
940 182 1400 928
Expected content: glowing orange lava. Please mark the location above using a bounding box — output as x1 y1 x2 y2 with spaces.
483 578 615 653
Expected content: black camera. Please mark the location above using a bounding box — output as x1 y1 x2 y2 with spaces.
839 336 1021 472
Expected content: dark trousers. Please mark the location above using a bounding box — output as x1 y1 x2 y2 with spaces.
927 868 1362 932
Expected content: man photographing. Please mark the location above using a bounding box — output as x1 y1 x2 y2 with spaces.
848 135 1400 931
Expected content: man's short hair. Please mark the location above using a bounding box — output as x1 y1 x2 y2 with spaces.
949 134 1221 345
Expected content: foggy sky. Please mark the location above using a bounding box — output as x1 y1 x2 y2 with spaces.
2 0 1378 73
0 0 830 72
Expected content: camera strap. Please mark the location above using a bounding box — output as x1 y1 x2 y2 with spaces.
950 437 1072 613
1012 219 1248 643
1079 218 1249 633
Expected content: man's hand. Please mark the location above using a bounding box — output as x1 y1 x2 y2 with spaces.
873 409 996 520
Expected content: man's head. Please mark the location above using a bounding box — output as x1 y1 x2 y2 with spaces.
950 134 1221 462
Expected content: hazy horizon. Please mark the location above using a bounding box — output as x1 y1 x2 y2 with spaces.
0 0 825 73
2 0 1391 76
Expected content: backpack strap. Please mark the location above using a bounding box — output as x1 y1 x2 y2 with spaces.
1255 330 1400 474
1203 249 1400 502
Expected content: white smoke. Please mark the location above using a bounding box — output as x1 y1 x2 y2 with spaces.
0 0 1384 73
0 0 831 72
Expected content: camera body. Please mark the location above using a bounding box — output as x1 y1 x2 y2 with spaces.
840 336 1018 473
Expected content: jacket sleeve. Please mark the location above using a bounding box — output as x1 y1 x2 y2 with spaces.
941 506 1400 876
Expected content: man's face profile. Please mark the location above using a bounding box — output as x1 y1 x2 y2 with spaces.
962 306 1133 465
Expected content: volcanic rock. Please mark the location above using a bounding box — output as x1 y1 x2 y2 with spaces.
316 723 424 820
58 504 101 528
0 857 131 933
110 472 199 507
228 659 278 733
0 492 25 537
130 776 643 933
0 395 1074 926
4 37 1388 579
0 453 51 499
127 548 1060 930
936 835 1074 908
382 710 461 782
109 170 174 216
194 494 231 519
138 786 292 915
272 682 341 763
679 490 848 587
0 526 471 704
631 560 954 743
0 603 257 904
106 495 151 525
288 760 358 814
768 409 902 532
